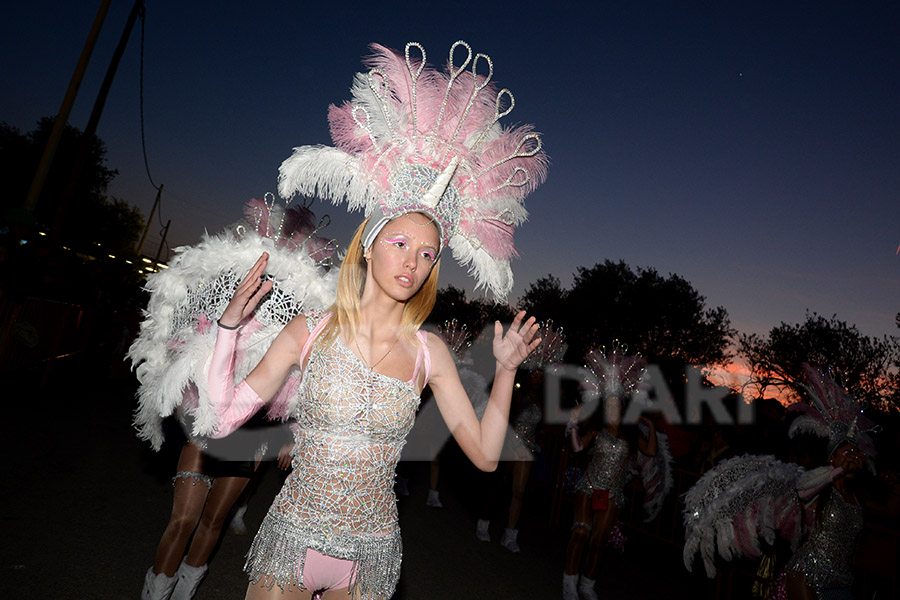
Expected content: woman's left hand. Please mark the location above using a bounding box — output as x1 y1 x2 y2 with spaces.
277 443 294 470
493 311 541 372
833 444 864 474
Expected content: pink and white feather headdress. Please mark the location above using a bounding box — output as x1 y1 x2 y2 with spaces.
789 364 877 458
277 41 548 300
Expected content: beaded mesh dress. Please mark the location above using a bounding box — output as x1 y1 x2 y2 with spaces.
574 430 632 509
786 490 863 597
245 314 426 598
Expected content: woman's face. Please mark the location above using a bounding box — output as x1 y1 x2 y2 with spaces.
830 442 864 476
365 212 440 301
605 396 623 425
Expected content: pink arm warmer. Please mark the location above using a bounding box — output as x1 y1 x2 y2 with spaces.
207 325 264 439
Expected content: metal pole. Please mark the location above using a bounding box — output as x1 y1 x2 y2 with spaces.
24 0 112 213
136 183 162 255
153 219 171 262
53 0 145 237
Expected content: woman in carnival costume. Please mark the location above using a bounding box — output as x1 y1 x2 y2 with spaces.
130 198 338 600
196 41 548 599
682 365 895 599
563 344 673 600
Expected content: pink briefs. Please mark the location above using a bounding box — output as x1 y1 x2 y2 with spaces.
301 548 356 592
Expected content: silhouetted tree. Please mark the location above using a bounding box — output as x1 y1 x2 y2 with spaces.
428 285 516 339
0 119 145 308
518 274 567 326
519 260 734 366
0 118 143 255
739 311 899 409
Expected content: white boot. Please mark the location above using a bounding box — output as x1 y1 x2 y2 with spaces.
500 528 520 553
170 560 208 600
578 575 600 600
475 518 491 542
141 567 176 600
562 572 579 600
230 504 248 535
426 489 443 508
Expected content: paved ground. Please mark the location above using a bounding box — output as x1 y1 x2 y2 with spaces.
2 357 719 600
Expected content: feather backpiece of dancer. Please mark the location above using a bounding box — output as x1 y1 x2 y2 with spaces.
636 431 675 522
682 454 810 578
128 197 338 449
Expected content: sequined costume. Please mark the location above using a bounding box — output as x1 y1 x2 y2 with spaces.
574 430 632 509
245 314 428 599
512 399 542 455
786 491 863 597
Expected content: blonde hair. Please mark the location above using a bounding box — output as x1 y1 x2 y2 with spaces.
319 217 440 347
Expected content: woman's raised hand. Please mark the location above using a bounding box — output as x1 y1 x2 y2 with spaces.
218 253 275 328
493 311 541 372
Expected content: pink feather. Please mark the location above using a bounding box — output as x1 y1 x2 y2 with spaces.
473 124 549 199
443 71 499 144
194 313 213 335
282 204 316 238
243 198 271 237
329 102 374 154
459 210 517 259
181 382 200 411
733 509 756 557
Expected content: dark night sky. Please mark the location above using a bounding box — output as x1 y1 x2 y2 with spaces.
2 1 898 340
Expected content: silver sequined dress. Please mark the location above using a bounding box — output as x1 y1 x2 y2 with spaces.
512 399 542 455
574 429 632 509
245 315 423 598
786 490 863 598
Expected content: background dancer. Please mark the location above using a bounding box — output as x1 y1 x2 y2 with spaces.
130 198 337 600
563 344 672 600
683 365 897 599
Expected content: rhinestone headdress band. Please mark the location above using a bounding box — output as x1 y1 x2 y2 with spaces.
277 41 548 300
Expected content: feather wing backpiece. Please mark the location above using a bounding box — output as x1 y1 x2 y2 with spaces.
128 199 337 449
681 454 829 578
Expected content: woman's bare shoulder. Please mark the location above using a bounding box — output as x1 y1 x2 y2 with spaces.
280 314 316 347
422 330 458 378
422 329 451 355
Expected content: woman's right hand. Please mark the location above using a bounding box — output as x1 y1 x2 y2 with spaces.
219 253 274 328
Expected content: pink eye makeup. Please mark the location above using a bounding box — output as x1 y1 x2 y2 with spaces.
379 231 437 262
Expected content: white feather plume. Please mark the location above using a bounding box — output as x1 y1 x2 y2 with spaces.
128 227 337 450
448 235 514 299
277 146 373 213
